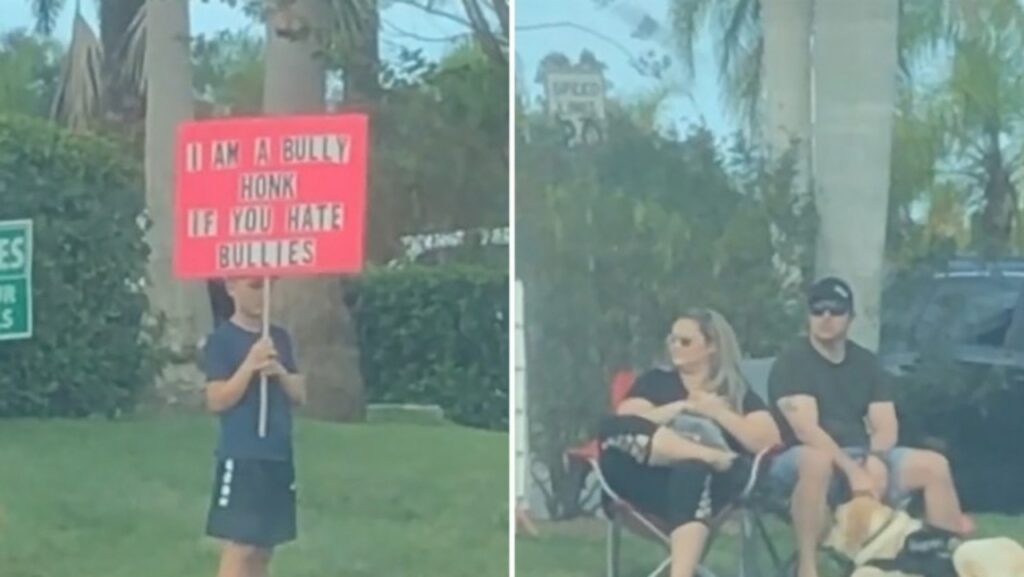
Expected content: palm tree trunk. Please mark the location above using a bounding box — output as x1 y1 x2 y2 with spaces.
812 0 900 350
761 0 812 181
975 125 1017 255
264 0 366 421
761 0 813 289
144 0 211 396
341 0 380 105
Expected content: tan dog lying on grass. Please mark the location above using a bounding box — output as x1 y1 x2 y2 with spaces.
825 496 1024 577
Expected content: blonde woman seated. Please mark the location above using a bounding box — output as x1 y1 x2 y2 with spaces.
598 309 781 577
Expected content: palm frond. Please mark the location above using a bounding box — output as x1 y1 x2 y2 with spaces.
119 1 148 96
50 11 103 131
717 0 756 74
668 0 715 81
716 0 759 130
897 0 952 81
31 0 67 35
720 31 762 134
670 0 760 122
328 0 374 42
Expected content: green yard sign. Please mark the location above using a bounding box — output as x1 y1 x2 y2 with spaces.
0 220 32 340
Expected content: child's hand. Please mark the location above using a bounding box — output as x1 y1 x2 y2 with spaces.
244 337 278 373
261 360 288 378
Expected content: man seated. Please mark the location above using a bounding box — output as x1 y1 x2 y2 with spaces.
767 277 972 577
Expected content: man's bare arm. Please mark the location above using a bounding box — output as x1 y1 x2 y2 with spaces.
867 401 898 452
777 395 863 475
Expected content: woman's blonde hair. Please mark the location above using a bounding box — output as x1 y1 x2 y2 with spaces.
671 308 749 410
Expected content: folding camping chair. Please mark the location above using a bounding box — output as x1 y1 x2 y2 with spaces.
571 368 937 577
567 370 792 577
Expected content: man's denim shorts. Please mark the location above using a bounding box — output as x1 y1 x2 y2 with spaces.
767 445 914 506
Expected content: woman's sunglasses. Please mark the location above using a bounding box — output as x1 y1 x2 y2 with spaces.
666 335 694 347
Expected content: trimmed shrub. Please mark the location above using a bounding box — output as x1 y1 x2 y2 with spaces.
347 265 507 430
0 115 158 417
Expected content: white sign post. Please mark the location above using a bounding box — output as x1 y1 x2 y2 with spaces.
514 279 537 535
258 275 271 438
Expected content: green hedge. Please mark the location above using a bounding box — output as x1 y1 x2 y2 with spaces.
346 266 508 430
0 115 158 417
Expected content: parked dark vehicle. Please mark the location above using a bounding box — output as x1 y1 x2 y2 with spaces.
879 257 1024 376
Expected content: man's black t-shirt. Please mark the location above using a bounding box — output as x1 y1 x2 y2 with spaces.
767 338 893 447
627 368 768 454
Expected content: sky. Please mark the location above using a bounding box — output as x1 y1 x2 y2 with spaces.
3 1 257 40
2 0 473 69
3 0 733 136
515 0 732 135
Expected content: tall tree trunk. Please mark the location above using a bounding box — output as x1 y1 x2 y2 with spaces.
761 0 812 182
976 127 1017 255
144 0 211 400
264 0 366 421
461 0 505 67
341 0 380 105
812 0 900 350
761 0 813 289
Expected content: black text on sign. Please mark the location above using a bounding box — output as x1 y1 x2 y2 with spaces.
281 135 351 164
229 206 274 236
187 209 218 238
239 171 298 202
216 239 316 271
286 203 344 233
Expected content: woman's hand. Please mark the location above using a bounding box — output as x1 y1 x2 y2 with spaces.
687 391 731 420
704 448 738 472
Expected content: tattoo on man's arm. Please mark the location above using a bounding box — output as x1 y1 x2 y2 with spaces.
779 398 798 413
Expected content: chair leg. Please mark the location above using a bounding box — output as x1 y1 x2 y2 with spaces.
754 511 783 570
647 556 671 577
739 510 758 577
607 513 622 577
776 554 797 577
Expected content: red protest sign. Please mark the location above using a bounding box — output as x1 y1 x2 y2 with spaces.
173 114 368 279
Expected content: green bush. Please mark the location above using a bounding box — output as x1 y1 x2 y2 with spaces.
0 115 158 417
346 266 508 430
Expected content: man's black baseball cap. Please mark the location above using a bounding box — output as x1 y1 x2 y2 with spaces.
808 276 854 312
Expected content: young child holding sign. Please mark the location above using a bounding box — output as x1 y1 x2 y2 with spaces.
202 277 306 577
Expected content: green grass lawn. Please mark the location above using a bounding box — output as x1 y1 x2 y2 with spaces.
518 511 1024 577
0 416 508 577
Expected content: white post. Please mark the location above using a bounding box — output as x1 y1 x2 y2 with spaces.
514 279 529 508
258 275 271 438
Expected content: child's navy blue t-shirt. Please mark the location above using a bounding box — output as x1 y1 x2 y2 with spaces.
202 320 298 461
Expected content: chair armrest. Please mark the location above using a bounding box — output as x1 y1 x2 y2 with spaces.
566 439 600 463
